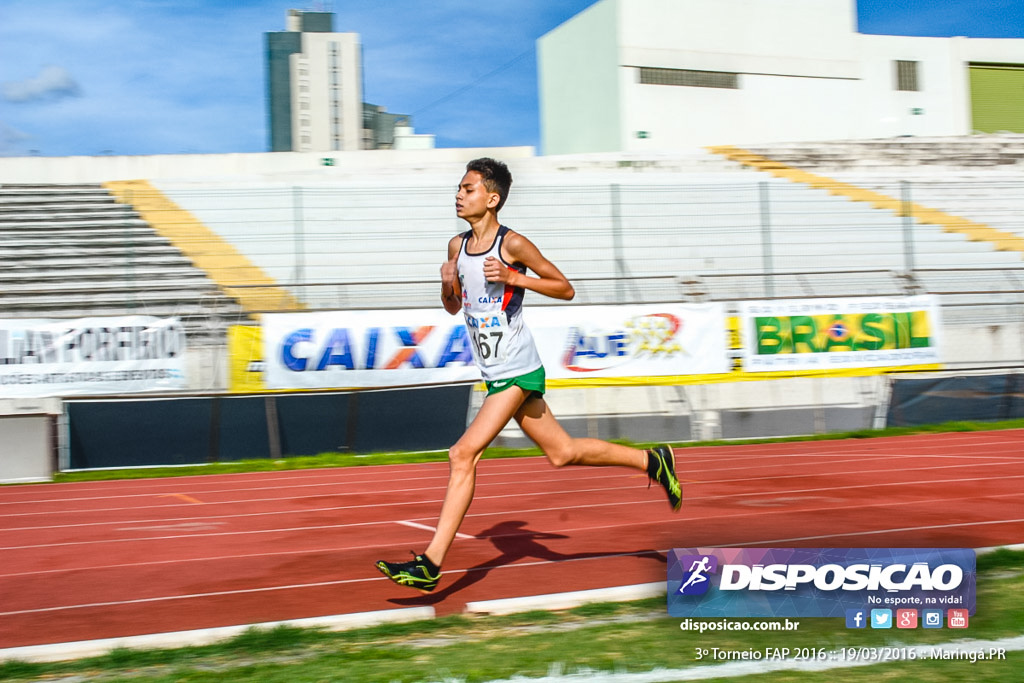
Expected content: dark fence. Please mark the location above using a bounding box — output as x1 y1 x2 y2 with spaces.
66 383 473 469
886 373 1024 427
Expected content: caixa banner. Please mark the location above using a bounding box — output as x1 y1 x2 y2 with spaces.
261 304 728 390
667 548 975 618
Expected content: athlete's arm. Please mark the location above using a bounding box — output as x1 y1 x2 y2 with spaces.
485 231 575 301
441 235 463 315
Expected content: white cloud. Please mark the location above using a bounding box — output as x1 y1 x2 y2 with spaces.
0 0 598 155
1 65 81 103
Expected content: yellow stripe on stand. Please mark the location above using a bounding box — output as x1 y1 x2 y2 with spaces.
104 179 305 314
707 145 1024 256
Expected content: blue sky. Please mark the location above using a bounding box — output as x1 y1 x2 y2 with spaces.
1 0 1022 158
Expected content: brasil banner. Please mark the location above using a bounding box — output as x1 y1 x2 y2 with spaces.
739 295 942 372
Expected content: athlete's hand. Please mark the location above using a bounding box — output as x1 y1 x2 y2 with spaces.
440 258 458 289
483 256 512 284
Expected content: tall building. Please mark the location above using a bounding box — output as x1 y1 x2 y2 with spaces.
538 0 1024 154
265 9 432 152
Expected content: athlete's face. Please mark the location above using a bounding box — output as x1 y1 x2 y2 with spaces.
456 171 499 221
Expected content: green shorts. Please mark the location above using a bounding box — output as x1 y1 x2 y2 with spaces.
485 366 546 398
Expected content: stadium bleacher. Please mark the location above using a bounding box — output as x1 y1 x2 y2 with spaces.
6 136 1024 334
706 137 1024 322
3 139 1023 443
0 183 246 341
150 159 1023 323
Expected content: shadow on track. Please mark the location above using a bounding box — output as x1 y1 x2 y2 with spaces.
387 520 666 606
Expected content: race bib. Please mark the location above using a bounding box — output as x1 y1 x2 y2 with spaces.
469 315 508 367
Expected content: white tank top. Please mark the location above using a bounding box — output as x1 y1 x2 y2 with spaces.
457 226 542 381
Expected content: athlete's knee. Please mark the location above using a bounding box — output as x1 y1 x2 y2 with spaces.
545 442 578 468
448 442 478 471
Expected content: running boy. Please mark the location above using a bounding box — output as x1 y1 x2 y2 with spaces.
375 158 681 592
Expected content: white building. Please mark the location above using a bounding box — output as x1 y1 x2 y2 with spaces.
265 10 434 153
537 0 1024 154
266 10 363 153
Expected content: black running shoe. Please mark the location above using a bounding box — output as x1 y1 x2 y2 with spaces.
647 444 682 511
375 552 441 593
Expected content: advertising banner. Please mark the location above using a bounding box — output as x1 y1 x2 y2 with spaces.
261 303 728 390
227 324 271 393
262 309 479 390
531 303 728 379
0 316 187 397
668 547 976 619
739 295 942 372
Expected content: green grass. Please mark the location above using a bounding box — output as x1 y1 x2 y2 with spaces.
2 551 1022 682
34 416 1024 485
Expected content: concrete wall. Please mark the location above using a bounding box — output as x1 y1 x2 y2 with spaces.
538 0 621 154
0 398 60 483
0 146 536 184
539 0 1024 153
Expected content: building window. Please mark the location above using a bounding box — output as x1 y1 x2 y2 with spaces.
639 67 738 89
895 60 920 91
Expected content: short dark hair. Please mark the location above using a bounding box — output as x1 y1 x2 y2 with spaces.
466 157 512 212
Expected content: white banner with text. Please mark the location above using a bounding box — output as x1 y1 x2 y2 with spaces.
0 316 187 397
262 303 728 390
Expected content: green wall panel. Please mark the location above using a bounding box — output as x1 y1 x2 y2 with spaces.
969 65 1024 134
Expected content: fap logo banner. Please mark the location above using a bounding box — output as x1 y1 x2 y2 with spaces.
527 302 729 379
668 548 975 618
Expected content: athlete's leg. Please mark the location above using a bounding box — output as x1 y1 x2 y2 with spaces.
515 395 682 510
423 386 530 566
513 394 646 469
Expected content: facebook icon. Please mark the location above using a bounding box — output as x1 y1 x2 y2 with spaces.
845 609 867 629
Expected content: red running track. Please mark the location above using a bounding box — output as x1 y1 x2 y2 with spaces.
2 429 1024 649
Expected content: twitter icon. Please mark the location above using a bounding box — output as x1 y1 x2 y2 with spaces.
870 609 892 629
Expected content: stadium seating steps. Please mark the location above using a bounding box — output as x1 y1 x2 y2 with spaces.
0 184 246 341
742 134 1024 170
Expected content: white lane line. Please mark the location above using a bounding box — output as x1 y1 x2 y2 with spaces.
5 438 1023 507
5 475 1024 552
0 480 635 524
5 454 1023 520
2 432 1021 503
0 550 663 618
397 520 474 540
720 517 1024 547
3 490 1023 580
